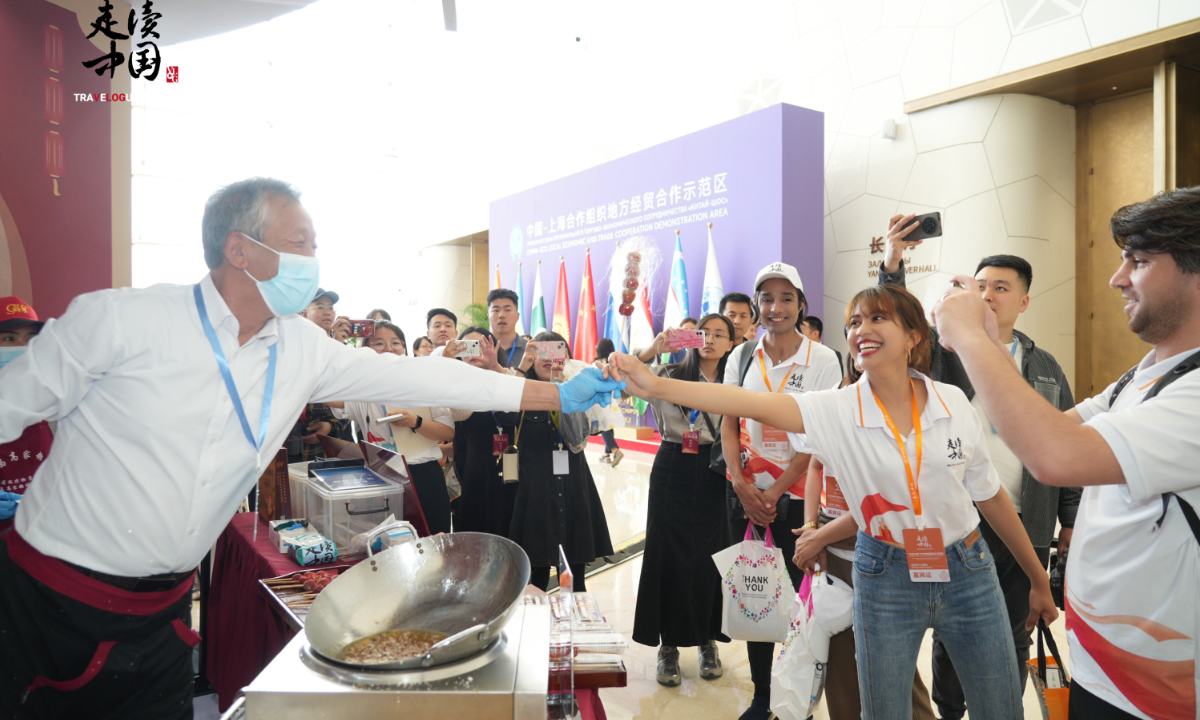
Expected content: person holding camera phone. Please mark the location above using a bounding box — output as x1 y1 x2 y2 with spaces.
445 327 521 536
881 213 1079 719
717 262 842 720
628 315 735 687
496 331 613 592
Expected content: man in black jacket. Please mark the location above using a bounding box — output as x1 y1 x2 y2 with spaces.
880 214 1080 720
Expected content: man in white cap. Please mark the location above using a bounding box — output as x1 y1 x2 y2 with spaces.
715 261 842 720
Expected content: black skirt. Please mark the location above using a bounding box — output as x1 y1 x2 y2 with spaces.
502 411 614 568
632 441 731 648
451 412 518 537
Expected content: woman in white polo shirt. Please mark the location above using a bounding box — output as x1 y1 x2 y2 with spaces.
611 284 1057 720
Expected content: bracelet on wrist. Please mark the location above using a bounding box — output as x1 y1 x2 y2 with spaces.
802 520 819 530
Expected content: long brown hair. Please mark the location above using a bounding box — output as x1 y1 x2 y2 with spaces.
843 285 931 375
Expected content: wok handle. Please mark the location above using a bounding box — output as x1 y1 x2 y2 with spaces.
421 623 488 667
364 520 418 558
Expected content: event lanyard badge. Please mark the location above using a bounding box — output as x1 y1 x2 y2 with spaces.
757 351 797 455
682 409 701 454
194 284 276 453
552 427 570 476
872 379 949 583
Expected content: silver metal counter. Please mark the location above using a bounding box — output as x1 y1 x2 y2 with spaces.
242 604 550 719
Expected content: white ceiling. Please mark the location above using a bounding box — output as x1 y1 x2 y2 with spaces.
154 0 319 45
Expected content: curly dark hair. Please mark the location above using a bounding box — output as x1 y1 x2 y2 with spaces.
1110 187 1200 274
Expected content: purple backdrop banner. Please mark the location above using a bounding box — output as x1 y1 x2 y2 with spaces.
489 103 823 345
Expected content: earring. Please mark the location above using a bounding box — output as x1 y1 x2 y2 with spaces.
906 347 912 363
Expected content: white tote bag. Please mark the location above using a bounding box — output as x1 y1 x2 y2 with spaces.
711 524 790 643
770 587 827 720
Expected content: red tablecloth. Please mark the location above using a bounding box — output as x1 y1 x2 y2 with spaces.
207 513 308 711
207 513 608 718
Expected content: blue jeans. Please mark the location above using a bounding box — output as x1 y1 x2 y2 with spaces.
853 530 1022 720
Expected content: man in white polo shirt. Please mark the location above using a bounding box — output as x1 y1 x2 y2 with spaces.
721 262 841 720
933 187 1200 720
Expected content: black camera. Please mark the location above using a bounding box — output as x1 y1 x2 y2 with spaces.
906 211 943 241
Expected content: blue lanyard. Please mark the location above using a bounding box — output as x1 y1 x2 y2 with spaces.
689 409 700 427
194 284 276 451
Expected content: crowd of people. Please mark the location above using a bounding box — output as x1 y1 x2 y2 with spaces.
0 176 1197 720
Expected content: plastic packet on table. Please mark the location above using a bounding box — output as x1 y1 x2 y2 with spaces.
286 532 339 567
268 518 311 554
572 632 628 656
347 514 416 555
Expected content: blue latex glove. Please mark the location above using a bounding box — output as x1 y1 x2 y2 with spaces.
558 367 626 413
0 491 20 521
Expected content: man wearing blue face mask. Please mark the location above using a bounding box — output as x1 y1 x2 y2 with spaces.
0 297 49 534
0 177 625 719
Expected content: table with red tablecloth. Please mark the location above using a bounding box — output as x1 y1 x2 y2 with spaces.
205 512 608 719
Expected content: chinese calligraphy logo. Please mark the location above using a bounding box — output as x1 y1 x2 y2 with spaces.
83 0 166 81
869 237 884 254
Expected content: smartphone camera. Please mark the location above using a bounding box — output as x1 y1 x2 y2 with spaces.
348 320 375 338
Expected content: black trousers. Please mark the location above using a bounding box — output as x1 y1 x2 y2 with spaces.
729 495 806 699
409 460 452 535
1069 680 1143 719
931 516 1051 719
0 542 196 720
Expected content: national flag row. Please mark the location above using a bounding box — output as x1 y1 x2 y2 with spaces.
493 224 724 364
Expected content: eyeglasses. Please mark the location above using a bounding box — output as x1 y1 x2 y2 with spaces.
309 303 334 312
701 330 729 340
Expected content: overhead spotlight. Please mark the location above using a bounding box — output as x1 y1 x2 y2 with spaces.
442 0 456 31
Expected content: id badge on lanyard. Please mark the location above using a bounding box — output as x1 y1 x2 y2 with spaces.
758 350 797 456
682 409 700 454
870 379 949 583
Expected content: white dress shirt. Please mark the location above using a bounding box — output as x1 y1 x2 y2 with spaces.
0 276 525 575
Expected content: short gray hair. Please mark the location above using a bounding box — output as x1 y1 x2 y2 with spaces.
201 178 302 270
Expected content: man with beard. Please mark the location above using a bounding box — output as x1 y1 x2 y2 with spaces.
932 187 1200 720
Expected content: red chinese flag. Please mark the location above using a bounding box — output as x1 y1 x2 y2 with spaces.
574 251 598 363
551 257 572 345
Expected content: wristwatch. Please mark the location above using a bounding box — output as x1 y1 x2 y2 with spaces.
411 415 424 432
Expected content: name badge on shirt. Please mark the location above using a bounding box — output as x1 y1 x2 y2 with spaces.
493 434 509 456
552 449 569 476
902 527 950 582
761 425 789 455
682 430 700 454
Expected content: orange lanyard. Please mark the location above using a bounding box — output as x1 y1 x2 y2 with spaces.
757 349 798 394
871 379 925 529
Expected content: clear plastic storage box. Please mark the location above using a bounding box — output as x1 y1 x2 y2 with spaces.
302 465 404 552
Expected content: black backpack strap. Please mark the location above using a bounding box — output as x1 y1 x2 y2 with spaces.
1158 493 1200 545
736 339 760 387
1134 349 1200 545
1109 367 1138 408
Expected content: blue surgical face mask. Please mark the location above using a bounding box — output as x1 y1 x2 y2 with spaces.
241 233 320 317
0 346 27 371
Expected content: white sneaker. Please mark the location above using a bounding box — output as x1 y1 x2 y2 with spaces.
610 449 624 467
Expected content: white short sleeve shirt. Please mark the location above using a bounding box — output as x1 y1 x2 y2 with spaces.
1065 346 1200 720
793 370 1000 545
723 336 842 497
343 401 452 465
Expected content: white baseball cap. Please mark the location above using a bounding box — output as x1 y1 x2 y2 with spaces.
754 262 804 294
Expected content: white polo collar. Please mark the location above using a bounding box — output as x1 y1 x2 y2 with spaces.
853 368 953 429
199 273 279 344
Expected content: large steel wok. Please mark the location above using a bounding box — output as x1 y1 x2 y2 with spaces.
304 522 531 671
